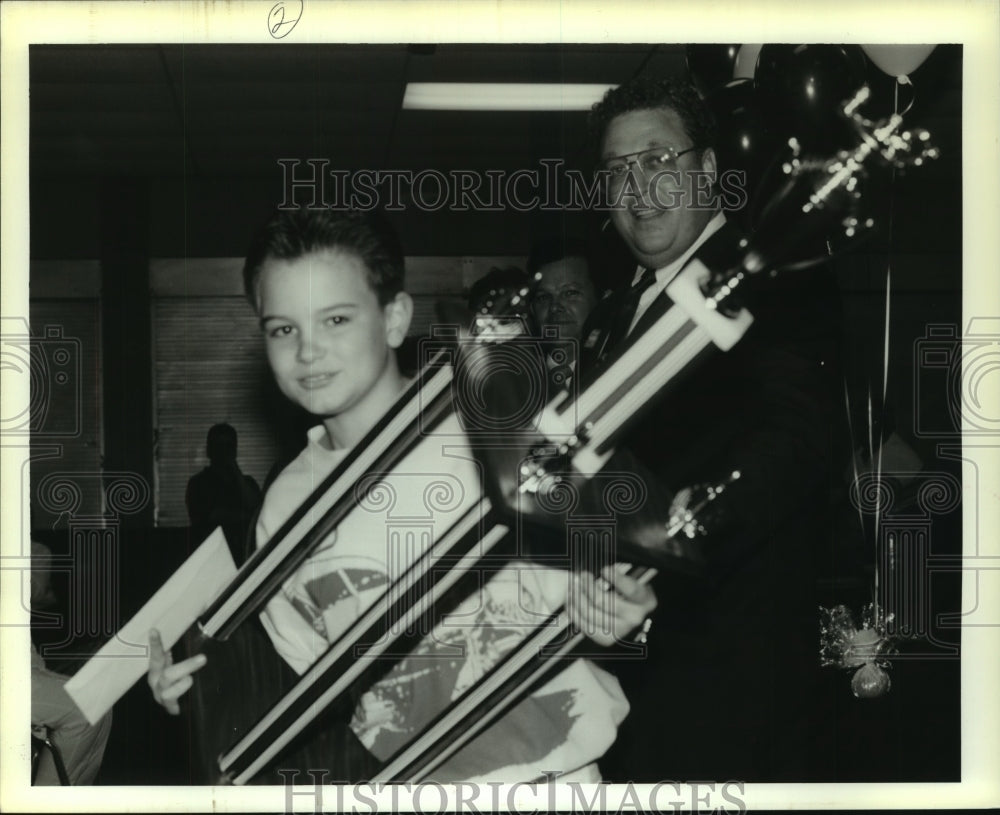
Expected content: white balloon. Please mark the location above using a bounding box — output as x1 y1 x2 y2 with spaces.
862 44 936 78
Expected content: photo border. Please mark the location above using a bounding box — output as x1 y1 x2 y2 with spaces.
2 0 998 811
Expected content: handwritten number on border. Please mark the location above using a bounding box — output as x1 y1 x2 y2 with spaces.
269 1 303 39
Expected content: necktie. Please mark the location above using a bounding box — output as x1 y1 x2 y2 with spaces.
603 267 658 351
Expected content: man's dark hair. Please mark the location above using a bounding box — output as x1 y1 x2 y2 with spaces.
528 221 630 293
243 208 405 309
526 234 593 278
588 76 717 158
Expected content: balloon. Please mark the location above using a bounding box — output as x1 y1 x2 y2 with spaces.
754 44 868 154
704 79 779 228
862 44 935 78
686 44 741 97
706 80 773 173
733 43 763 79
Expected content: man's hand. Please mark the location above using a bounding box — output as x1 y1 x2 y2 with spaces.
148 629 207 715
571 565 657 647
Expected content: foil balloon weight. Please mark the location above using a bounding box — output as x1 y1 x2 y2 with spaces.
820 603 897 699
851 662 891 699
843 627 881 668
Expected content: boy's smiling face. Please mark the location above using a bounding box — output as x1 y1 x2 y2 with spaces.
257 248 412 447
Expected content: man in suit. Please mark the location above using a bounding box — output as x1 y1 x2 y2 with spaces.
526 233 604 394
585 76 843 781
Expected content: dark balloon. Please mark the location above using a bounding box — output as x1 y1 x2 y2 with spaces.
733 44 763 79
704 79 780 228
754 44 868 155
686 44 741 97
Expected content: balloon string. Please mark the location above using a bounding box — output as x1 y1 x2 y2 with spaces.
843 379 866 536
874 266 892 617
881 270 892 425
867 390 880 604
895 74 916 116
871 79 904 618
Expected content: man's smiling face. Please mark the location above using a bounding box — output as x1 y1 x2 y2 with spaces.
602 107 718 271
530 257 598 342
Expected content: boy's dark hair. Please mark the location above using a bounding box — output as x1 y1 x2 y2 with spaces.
243 208 405 308
588 76 717 159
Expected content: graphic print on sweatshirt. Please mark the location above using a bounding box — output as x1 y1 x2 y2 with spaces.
289 554 582 776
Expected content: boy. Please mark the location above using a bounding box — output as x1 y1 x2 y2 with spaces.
149 208 655 782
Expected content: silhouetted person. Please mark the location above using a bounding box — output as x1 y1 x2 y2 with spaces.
186 423 261 562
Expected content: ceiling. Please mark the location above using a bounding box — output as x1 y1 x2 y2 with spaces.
26 43 961 260
29 44 689 179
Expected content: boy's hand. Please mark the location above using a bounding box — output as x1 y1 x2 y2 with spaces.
148 629 207 715
571 565 657 648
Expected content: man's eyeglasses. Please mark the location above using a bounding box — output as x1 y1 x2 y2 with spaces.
531 288 587 307
601 145 700 189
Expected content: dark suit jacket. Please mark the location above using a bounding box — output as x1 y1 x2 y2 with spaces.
589 221 845 781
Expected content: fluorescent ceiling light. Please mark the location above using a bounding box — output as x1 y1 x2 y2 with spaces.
402 83 617 111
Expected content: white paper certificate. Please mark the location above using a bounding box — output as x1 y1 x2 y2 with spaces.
64 528 237 724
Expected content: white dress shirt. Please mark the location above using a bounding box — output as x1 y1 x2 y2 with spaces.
627 211 728 335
